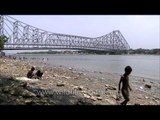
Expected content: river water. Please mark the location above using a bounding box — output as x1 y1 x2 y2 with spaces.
14 54 160 81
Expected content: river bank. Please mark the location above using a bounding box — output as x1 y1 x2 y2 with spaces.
0 56 160 105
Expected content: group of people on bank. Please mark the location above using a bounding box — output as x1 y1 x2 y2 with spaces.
27 66 43 80
26 64 133 105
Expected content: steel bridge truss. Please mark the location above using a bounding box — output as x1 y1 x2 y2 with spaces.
0 15 130 51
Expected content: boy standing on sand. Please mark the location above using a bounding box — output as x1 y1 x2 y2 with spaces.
118 66 132 105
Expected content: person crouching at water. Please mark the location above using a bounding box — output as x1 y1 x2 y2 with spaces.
118 66 132 105
35 70 43 79
27 67 35 78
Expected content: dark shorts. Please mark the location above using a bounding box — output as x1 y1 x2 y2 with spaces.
122 89 129 100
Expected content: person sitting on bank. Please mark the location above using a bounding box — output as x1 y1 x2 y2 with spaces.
27 67 35 78
35 70 43 79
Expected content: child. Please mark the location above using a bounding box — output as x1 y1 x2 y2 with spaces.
118 66 132 105
35 70 43 79
27 67 35 78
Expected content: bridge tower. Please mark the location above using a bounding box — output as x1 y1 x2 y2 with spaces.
0 15 4 36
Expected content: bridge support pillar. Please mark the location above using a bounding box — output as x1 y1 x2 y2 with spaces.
0 15 4 36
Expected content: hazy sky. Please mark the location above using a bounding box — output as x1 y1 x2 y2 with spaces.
8 15 160 49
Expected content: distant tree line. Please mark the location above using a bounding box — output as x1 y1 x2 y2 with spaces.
129 48 160 55
17 48 160 55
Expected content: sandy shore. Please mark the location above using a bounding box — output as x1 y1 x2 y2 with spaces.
0 56 160 105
